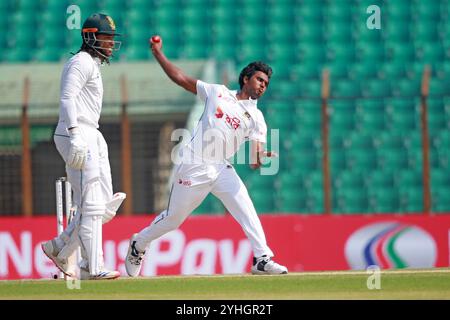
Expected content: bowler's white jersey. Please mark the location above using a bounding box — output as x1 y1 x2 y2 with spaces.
58 51 103 129
181 80 267 164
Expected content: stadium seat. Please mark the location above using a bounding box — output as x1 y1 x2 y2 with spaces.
432 186 450 213
416 42 445 64
330 79 361 98
349 61 380 79
385 42 415 62
295 23 324 43
386 98 419 133
251 190 275 213
329 100 356 133
378 149 409 171
323 61 349 79
361 79 392 98
431 168 450 191
357 108 387 133
306 187 326 214
337 187 369 214
276 188 308 213
347 148 378 171
414 1 441 20
378 62 407 79
0 127 21 146
2 47 32 62
345 131 375 149
324 20 353 42
326 2 353 21
267 2 294 24
399 186 424 213
330 149 347 173
293 3 323 23
385 2 411 21
413 23 440 44
182 44 211 59
326 42 356 63
369 187 400 213
296 42 326 63
267 23 296 43
368 169 396 189
268 43 298 64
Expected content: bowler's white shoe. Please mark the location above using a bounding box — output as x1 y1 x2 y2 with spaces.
41 239 75 278
125 233 146 277
80 266 120 280
251 256 288 275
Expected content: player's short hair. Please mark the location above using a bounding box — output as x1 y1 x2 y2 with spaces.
238 61 272 89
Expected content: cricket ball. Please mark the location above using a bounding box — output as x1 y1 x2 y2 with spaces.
151 35 161 43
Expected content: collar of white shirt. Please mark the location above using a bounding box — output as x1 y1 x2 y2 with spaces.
230 90 258 108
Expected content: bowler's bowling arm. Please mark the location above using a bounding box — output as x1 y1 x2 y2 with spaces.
151 42 198 94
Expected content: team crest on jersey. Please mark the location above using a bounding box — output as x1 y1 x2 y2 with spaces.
178 179 192 186
215 106 224 118
106 16 116 30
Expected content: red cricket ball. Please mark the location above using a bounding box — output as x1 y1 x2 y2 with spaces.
151 35 161 43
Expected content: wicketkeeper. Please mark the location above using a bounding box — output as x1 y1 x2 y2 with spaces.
42 14 125 280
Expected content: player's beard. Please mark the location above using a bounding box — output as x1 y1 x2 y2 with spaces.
251 88 264 99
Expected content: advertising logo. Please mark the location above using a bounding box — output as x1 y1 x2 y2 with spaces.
345 222 437 269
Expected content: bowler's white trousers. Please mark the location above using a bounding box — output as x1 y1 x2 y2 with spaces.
135 163 274 258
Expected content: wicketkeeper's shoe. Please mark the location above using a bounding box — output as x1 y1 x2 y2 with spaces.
80 266 120 280
251 255 288 275
125 233 146 277
41 239 76 278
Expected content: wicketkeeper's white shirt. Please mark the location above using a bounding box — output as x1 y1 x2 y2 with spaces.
58 51 103 129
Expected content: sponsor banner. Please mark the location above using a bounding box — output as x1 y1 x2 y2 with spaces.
0 214 449 279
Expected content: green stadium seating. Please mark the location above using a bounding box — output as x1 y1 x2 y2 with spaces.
349 62 379 79
378 62 408 79
385 1 411 21
414 1 442 20
337 187 369 214
276 188 308 213
431 168 450 192
433 187 450 213
293 3 323 23
296 42 326 63
2 47 32 62
326 2 353 21
380 150 409 171
330 79 361 98
290 63 322 80
329 100 356 133
330 149 347 173
413 22 440 43
324 20 353 42
268 4 295 24
385 42 415 62
368 169 396 189
369 187 400 213
416 42 445 63
399 186 424 213
268 43 298 64
347 148 378 171
251 190 275 213
3 0 449 215
361 79 392 98
306 187 325 214
267 23 296 43
384 20 411 42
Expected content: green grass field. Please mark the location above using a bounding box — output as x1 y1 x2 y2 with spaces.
1 269 450 300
